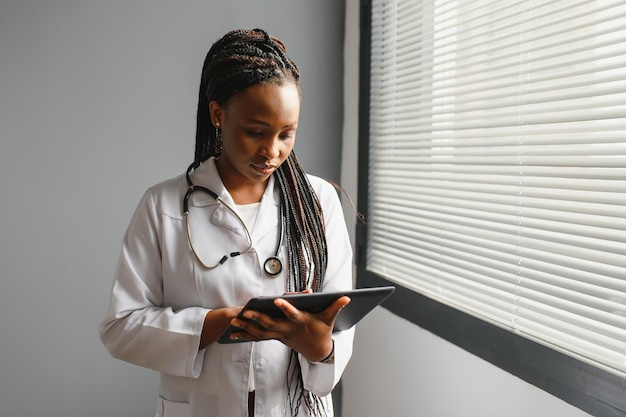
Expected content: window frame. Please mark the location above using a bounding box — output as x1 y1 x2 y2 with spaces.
355 1 626 416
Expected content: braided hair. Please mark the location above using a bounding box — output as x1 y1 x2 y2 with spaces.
194 29 329 416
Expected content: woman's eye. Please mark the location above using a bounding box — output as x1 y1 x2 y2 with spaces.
246 130 263 137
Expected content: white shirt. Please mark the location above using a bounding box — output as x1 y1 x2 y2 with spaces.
234 201 260 393
99 158 355 417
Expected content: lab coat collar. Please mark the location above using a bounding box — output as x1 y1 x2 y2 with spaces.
188 157 281 240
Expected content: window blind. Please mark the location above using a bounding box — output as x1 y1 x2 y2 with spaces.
367 0 626 376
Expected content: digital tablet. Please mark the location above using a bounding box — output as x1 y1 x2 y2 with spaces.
218 286 395 344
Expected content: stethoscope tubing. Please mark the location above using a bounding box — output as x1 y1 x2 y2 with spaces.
183 160 283 275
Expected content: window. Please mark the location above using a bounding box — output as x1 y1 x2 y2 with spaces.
357 0 626 415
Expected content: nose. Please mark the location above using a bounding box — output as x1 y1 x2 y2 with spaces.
260 136 281 159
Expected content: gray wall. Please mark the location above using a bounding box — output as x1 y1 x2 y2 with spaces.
0 2 344 416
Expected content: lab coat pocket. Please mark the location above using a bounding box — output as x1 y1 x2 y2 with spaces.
157 396 190 417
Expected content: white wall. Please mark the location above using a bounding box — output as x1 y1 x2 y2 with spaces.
0 2 345 416
339 2 592 416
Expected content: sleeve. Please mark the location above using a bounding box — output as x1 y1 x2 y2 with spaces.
298 179 356 397
98 188 208 378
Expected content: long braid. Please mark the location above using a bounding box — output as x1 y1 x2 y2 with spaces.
194 29 329 417
276 154 329 416
276 154 328 293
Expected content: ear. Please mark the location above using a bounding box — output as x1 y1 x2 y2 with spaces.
208 101 224 128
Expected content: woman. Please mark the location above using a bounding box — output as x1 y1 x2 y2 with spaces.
99 28 354 417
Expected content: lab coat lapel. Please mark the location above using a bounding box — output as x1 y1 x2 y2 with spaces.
188 158 247 239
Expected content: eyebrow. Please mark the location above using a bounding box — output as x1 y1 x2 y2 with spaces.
246 119 298 129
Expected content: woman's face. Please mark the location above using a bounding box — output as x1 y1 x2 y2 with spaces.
210 82 300 195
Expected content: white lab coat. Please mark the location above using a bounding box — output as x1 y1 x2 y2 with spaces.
99 158 354 417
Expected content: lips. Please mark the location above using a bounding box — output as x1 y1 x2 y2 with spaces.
251 164 276 176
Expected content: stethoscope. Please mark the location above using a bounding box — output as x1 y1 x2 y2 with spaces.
182 160 284 276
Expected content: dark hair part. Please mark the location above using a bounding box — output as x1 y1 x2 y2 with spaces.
194 29 329 416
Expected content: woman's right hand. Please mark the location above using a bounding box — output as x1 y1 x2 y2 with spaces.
199 306 243 349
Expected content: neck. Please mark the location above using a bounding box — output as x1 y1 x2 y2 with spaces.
215 159 268 204
229 186 266 204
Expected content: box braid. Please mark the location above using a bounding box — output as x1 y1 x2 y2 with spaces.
193 29 330 416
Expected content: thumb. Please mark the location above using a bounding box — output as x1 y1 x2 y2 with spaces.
321 296 351 326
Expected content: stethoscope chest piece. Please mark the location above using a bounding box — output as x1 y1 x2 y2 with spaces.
263 256 283 276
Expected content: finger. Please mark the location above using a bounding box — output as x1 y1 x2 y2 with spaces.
283 288 313 295
227 318 256 341
273 298 301 322
319 296 351 324
240 310 288 336
229 328 256 341
230 316 274 341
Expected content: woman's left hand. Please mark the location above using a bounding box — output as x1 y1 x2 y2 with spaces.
228 291 351 362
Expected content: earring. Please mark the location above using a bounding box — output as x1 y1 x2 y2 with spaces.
214 123 223 157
